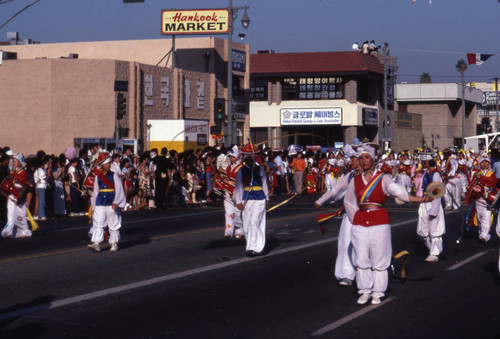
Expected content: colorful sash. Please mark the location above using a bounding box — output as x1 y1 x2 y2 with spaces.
359 172 385 204
92 168 115 190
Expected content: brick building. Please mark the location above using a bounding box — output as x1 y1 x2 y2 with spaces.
0 37 249 154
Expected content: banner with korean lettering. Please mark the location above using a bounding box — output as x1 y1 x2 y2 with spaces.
161 9 229 35
280 108 342 126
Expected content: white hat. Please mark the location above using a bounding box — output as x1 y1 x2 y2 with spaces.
359 143 377 160
419 152 433 161
479 153 491 163
227 145 240 159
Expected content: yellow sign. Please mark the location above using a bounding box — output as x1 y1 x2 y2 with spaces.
395 112 415 129
161 9 229 35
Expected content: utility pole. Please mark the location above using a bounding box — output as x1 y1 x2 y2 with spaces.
383 42 388 152
496 77 499 132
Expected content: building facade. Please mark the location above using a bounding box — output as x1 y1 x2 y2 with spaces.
395 83 483 150
0 37 250 154
248 51 410 149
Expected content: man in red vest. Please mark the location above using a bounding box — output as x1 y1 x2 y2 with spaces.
344 143 429 305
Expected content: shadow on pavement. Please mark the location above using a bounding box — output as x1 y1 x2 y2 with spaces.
0 295 55 337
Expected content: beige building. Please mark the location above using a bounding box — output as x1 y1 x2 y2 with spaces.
249 51 422 151
0 37 250 154
395 83 483 150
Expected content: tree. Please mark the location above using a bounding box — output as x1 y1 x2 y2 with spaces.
420 72 432 83
456 59 467 77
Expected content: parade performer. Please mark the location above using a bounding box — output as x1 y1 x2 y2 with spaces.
442 148 462 210
1 154 33 238
314 144 359 286
88 152 126 252
323 153 337 191
344 143 429 305
380 152 396 177
235 144 269 257
395 152 413 193
465 154 497 243
223 146 244 239
457 150 469 195
417 153 445 262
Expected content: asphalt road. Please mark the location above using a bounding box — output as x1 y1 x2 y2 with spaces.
0 194 499 339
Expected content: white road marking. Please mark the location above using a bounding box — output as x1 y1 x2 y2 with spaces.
445 250 490 271
311 297 396 336
0 217 419 322
0 237 338 321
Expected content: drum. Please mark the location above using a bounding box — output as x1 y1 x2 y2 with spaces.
83 172 96 191
471 184 483 200
223 180 235 195
1 176 17 197
485 187 500 206
213 173 225 196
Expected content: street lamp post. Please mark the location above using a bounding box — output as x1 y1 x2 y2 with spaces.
226 0 250 147
382 42 388 152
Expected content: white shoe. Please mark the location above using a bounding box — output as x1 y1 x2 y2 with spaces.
425 255 439 262
357 293 371 305
39 217 47 221
371 296 382 305
339 278 353 286
33 216 39 220
87 242 100 252
110 243 118 252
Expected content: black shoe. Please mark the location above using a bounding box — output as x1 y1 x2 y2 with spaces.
246 250 256 257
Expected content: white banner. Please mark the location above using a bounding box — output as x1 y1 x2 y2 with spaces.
280 108 342 125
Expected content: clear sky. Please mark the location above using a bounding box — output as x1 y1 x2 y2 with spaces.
1 0 500 84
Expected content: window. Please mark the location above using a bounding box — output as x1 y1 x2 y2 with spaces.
250 79 268 101
282 77 344 101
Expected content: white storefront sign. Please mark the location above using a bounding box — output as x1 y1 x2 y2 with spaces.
280 108 342 125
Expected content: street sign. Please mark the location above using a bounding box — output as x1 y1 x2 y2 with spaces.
161 9 229 35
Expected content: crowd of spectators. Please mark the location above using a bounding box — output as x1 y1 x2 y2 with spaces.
0 144 338 224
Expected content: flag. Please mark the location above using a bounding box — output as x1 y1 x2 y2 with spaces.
466 53 493 66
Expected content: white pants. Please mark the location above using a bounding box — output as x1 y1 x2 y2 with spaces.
224 197 243 237
417 202 445 256
497 221 500 274
458 173 468 195
476 201 491 242
90 205 121 244
2 198 31 238
324 173 336 191
444 177 462 209
335 214 356 281
351 224 391 298
242 199 266 253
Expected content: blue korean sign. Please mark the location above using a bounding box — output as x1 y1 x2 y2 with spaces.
232 50 246 72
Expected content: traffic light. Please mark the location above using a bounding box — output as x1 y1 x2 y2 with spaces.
117 93 127 120
214 98 225 125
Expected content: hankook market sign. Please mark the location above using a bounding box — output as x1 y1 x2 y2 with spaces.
161 9 229 35
280 108 342 126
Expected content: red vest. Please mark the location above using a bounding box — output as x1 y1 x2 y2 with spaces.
353 173 390 227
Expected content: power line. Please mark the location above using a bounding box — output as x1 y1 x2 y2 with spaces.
398 74 500 78
392 47 497 55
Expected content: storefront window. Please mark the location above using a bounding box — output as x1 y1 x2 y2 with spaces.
250 79 268 101
282 77 344 101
